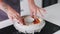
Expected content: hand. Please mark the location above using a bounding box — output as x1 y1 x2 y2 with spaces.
29 4 46 19
0 2 25 25
7 10 23 24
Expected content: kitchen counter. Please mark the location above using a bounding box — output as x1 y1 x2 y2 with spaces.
44 3 60 26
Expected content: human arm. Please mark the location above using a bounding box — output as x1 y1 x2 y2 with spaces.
0 0 24 24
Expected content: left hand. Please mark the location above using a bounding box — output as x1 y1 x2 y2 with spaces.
29 4 46 19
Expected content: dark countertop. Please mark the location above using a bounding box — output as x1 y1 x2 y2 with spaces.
0 20 60 34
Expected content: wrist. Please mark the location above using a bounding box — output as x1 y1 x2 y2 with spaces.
28 0 35 5
0 2 10 14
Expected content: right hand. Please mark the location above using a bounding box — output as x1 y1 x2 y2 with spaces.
0 2 25 25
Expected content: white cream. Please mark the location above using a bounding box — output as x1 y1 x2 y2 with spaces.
24 16 34 25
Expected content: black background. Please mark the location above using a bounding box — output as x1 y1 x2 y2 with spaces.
42 0 58 7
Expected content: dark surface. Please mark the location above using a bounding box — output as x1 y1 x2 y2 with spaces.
0 20 60 34
0 10 8 21
42 0 58 7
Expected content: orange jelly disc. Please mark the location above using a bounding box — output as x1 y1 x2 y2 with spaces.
33 18 40 24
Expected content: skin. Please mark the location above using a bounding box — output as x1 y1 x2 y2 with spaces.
0 0 24 24
28 0 46 19
0 0 46 25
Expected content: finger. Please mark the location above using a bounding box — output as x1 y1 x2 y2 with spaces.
34 10 37 19
8 14 13 21
30 11 32 17
34 10 37 16
13 15 21 22
30 10 34 17
17 18 25 25
13 15 24 24
13 17 22 24
7 11 24 24
16 12 20 17
42 8 46 12
40 8 47 14
38 8 44 17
